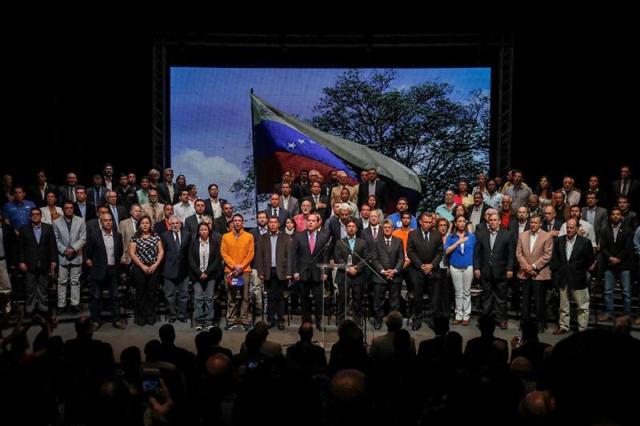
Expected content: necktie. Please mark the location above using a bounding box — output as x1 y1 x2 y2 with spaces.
272 208 277 217
386 239 391 248
622 180 628 196
314 196 318 204
309 232 316 254
424 231 429 243
372 227 378 239
175 232 180 249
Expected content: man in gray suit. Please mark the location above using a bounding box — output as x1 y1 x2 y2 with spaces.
53 201 87 313
279 182 299 217
582 191 608 244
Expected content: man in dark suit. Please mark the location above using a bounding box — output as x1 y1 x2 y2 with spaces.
161 216 191 323
473 212 515 329
288 212 331 330
598 208 635 321
612 165 640 209
153 204 174 236
58 172 79 203
357 168 388 212
467 192 491 232
333 219 369 325
214 202 234 235
266 193 289 228
303 181 330 222
87 174 107 208
157 168 180 206
29 169 58 207
17 208 57 316
104 191 128 230
203 183 226 219
371 220 404 329
406 212 444 330
73 186 97 221
256 216 292 330
550 218 596 334
542 205 562 236
184 200 213 241
84 212 124 329
278 182 299 217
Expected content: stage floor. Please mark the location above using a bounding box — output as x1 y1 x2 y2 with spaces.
23 315 640 359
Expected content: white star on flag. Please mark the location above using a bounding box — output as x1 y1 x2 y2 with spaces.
287 142 296 150
297 138 305 144
309 140 316 144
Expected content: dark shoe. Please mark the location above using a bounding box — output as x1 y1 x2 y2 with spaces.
69 305 81 314
135 319 146 326
224 323 235 330
553 327 568 335
538 324 547 333
92 321 102 331
206 322 215 331
195 323 204 331
241 324 251 331
267 321 276 329
277 322 286 330
373 320 382 330
411 321 422 331
315 322 324 331
147 319 156 326
168 316 177 323
177 316 188 323
498 321 508 330
112 320 125 329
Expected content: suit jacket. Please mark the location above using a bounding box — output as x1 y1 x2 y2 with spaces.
279 196 299 217
599 224 635 271
250 227 268 268
473 228 515 280
52 216 87 265
161 229 191 280
582 206 608 243
371 236 404 284
288 230 331 282
29 183 58 207
203 197 227 218
214 216 232 235
550 235 595 290
542 218 562 233
256 232 291 281
357 180 388 211
406 228 444 278
326 217 363 241
141 202 165 225
302 194 330 221
612 179 640 205
18 223 57 272
184 214 213 241
158 182 180 206
516 230 553 281
87 185 108 208
107 204 128 229
58 185 78 203
153 218 171 236
85 229 124 281
188 233 223 281
333 237 368 285
266 206 289 228
118 218 137 264
73 202 97 221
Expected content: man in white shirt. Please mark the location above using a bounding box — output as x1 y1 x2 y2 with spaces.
173 190 195 224
559 205 596 249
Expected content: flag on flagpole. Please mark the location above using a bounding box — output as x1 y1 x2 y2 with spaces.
251 93 422 196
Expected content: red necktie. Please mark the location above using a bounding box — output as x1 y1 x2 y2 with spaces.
309 232 316 254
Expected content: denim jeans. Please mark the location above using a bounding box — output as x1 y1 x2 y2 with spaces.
604 270 631 315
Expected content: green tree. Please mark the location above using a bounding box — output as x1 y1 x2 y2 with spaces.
312 69 490 211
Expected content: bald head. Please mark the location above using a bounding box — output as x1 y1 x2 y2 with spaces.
330 369 367 403
206 353 232 377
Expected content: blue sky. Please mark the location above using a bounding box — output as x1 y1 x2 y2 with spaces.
170 67 491 221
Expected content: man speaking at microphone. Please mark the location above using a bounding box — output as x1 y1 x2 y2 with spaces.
288 212 331 330
333 219 368 326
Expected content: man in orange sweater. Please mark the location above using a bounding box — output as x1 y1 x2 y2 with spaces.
221 214 254 330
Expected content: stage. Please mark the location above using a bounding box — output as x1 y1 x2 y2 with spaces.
24 315 637 359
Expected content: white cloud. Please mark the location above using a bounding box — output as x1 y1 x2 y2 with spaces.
173 149 245 202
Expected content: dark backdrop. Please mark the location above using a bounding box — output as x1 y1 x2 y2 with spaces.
2 22 636 196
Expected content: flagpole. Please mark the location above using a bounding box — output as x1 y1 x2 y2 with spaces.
250 88 260 221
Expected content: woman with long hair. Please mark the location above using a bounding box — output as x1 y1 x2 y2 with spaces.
444 215 476 326
535 175 554 206
40 191 62 224
129 215 164 326
367 194 384 221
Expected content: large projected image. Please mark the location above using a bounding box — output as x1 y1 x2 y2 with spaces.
171 68 490 226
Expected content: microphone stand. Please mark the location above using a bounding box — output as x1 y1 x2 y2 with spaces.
336 237 387 344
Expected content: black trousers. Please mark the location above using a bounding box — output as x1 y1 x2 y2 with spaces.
90 265 120 322
336 275 365 323
296 280 323 321
373 281 401 321
410 268 439 323
521 278 548 327
265 268 286 322
131 265 159 323
480 277 508 322
25 270 49 314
